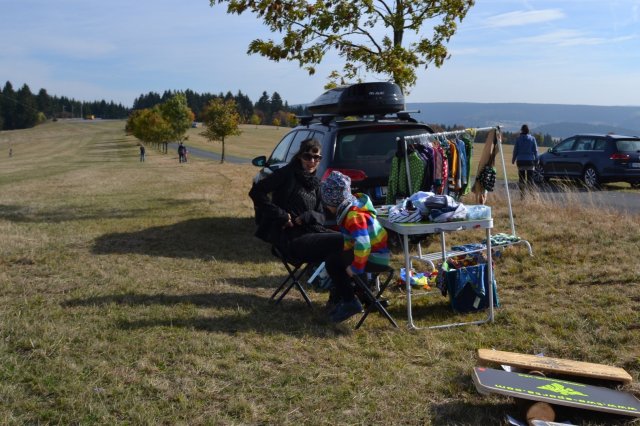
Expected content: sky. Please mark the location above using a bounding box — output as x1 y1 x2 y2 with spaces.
1 0 639 108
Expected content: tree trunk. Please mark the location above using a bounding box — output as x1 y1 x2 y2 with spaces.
221 138 225 164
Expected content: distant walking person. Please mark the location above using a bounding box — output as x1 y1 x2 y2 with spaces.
512 124 539 199
139 145 145 162
9 147 13 158
178 142 187 163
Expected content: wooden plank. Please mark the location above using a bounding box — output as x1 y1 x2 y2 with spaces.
477 349 633 384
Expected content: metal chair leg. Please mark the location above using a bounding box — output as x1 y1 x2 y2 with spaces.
270 246 313 308
353 270 398 329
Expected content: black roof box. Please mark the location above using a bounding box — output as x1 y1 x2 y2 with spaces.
307 82 405 116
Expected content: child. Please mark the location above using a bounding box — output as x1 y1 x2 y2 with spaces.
320 171 390 323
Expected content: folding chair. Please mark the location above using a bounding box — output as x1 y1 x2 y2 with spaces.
351 266 398 329
270 245 313 308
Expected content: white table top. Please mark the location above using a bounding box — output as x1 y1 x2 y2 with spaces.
378 217 493 235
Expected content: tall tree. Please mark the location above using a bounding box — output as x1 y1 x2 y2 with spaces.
235 90 254 122
15 84 39 128
159 92 195 146
210 0 474 92
127 107 172 151
2 81 16 129
255 91 271 122
36 88 51 117
200 98 242 164
270 92 283 114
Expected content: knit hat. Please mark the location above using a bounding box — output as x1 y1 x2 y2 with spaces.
321 171 354 207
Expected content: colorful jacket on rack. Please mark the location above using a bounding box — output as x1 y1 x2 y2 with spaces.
433 144 448 194
455 138 467 190
336 193 390 274
447 139 459 191
386 150 425 204
460 135 474 195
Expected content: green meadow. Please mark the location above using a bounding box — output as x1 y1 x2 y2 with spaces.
0 120 638 425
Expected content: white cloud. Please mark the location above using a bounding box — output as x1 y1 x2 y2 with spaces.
514 30 603 46
511 30 636 47
484 9 565 28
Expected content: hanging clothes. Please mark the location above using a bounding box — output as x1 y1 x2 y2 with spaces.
455 137 467 191
414 143 435 192
447 139 460 193
386 147 426 204
433 144 448 195
460 133 475 196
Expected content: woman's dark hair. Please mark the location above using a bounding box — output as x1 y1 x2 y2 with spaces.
520 124 530 134
292 138 322 163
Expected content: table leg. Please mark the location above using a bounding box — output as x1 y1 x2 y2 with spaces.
486 227 494 323
403 234 417 329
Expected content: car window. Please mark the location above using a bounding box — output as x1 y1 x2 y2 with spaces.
268 132 295 165
285 130 314 162
554 138 576 152
593 138 607 151
616 139 640 152
332 126 429 176
575 137 597 151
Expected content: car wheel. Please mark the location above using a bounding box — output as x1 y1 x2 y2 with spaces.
533 163 547 185
582 166 599 189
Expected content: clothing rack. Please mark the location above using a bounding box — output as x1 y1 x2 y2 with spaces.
396 125 519 240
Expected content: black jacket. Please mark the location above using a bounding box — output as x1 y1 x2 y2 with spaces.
249 162 328 245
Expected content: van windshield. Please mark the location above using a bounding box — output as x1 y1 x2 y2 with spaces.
334 126 431 177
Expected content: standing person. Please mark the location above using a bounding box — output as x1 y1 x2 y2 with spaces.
178 142 187 163
139 145 145 162
512 124 539 199
320 171 391 323
249 138 343 267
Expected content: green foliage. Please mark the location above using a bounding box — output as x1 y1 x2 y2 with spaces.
159 93 195 142
250 113 261 128
126 93 195 154
127 107 172 146
200 98 242 163
212 0 475 92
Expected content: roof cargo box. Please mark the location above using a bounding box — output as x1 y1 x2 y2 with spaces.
307 82 405 116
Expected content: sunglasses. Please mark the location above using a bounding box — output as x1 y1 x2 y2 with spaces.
301 153 322 162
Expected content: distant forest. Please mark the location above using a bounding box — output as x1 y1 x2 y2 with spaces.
0 81 556 146
0 80 305 131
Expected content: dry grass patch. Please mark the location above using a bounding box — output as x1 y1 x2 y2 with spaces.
0 120 639 425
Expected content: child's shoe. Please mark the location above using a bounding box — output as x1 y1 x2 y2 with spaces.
329 298 363 323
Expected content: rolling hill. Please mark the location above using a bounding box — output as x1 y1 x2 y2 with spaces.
406 102 640 138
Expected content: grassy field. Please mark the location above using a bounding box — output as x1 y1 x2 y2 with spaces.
1 120 639 425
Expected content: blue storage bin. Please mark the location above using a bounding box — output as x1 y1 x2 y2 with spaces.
445 263 499 313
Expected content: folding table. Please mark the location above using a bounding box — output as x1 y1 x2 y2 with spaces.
378 217 495 330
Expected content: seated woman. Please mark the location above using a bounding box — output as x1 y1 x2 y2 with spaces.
249 138 343 265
